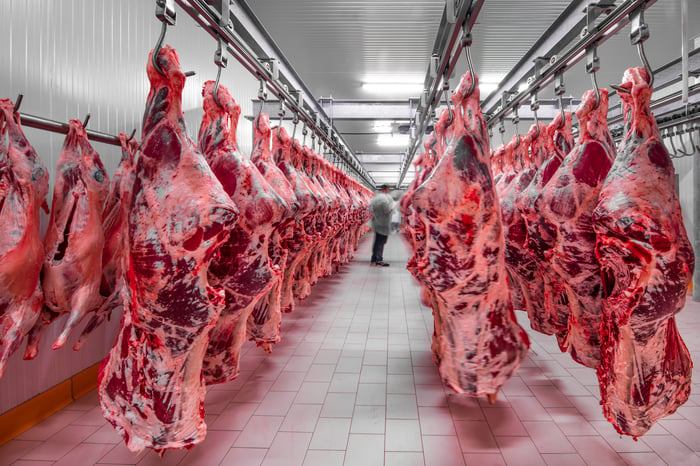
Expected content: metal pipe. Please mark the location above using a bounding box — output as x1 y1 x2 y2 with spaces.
695 126 700 301
174 0 374 188
681 0 689 107
486 0 658 126
19 113 122 146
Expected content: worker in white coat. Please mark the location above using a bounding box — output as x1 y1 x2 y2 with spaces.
369 184 395 266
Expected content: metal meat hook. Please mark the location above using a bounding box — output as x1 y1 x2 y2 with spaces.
554 72 566 129
152 0 176 77
462 24 476 96
443 76 453 125
530 93 540 139
586 45 601 109
213 39 228 109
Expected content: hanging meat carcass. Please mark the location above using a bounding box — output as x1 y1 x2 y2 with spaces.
534 90 615 368
411 73 529 398
517 115 571 340
197 82 286 384
247 119 298 351
277 137 318 314
499 132 551 333
592 67 694 437
25 119 110 358
0 99 49 378
98 48 239 452
74 132 139 351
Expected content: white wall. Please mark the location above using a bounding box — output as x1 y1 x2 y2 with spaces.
0 0 262 414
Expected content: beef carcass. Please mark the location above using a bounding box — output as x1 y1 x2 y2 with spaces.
499 133 550 333
197 82 286 384
411 73 529 397
278 137 318 314
75 132 138 350
98 47 239 452
0 99 49 377
534 90 615 368
517 116 571 340
247 119 298 351
25 119 110 357
592 68 694 437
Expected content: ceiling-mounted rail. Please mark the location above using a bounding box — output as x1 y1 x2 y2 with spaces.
396 0 485 187
484 0 658 127
174 0 375 188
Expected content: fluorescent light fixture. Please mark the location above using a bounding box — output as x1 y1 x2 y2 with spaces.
362 82 424 93
377 134 409 147
372 121 393 132
479 82 499 94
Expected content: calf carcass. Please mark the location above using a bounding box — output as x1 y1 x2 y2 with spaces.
0 99 49 378
26 118 110 357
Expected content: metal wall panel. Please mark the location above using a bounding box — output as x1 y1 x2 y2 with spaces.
0 0 262 414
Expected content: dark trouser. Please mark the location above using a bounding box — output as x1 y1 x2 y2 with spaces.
371 233 388 263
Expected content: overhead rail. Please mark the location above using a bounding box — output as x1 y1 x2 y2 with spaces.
173 0 375 188
10 94 125 147
396 0 486 187
483 0 658 128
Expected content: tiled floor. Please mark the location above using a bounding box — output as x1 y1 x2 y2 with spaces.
1 236 699 466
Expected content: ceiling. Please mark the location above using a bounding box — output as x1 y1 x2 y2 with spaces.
247 0 700 188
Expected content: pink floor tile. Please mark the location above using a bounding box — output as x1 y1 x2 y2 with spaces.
521 421 576 453
255 390 297 417
385 451 425 466
175 430 240 466
344 434 385 466
205 387 239 415
270 371 306 392
588 420 653 453
501 376 533 397
328 373 360 393
220 447 268 466
302 449 345 466
335 357 363 373
617 451 667 466
453 420 498 453
313 349 341 365
657 418 700 451
418 406 456 435
567 435 625 465
279 404 322 434
83 423 122 444
210 402 260 431
422 435 466 466
528 384 574 408
387 358 413 375
293 382 330 404
508 395 552 421
447 394 485 421
233 416 284 448
355 383 387 406
304 364 336 382
308 418 351 450
261 432 312 466
463 452 506 465
350 405 385 434
540 453 587 465
482 407 528 436
233 380 274 403
0 440 43 466
54 443 114 466
359 365 388 384
320 392 356 418
362 350 388 366
95 442 146 464
387 374 415 394
643 434 700 465
385 419 422 452
386 394 418 419
16 411 84 441
415 384 447 407
494 436 546 466
21 425 100 461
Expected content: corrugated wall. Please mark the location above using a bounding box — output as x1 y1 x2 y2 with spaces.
0 0 262 414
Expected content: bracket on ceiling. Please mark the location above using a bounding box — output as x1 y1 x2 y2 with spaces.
581 1 616 38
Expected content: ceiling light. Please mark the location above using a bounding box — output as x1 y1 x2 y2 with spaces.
362 82 424 94
377 134 409 147
479 82 499 94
